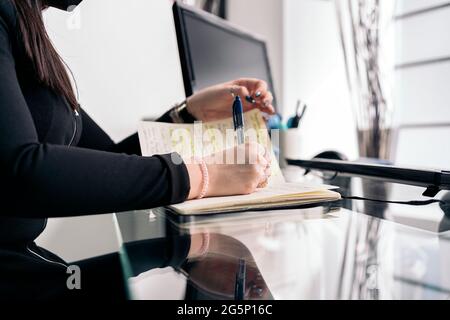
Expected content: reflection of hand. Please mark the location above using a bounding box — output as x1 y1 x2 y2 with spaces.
185 254 271 300
186 78 275 122
188 233 210 259
184 234 272 300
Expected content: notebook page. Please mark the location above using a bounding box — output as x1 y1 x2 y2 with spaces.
138 109 284 184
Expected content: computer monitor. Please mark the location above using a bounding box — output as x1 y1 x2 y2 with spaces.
173 2 278 110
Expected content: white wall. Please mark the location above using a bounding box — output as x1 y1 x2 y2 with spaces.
228 0 284 108
283 0 358 159
37 0 185 261
43 0 185 141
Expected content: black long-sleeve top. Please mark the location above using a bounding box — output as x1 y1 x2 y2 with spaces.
0 1 191 244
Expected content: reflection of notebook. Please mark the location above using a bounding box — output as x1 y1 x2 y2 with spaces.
138 110 340 215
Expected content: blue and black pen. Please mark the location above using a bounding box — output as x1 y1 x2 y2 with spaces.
232 96 245 145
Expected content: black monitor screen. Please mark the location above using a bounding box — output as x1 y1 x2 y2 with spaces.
176 5 277 109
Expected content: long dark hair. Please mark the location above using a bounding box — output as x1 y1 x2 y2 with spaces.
12 0 78 110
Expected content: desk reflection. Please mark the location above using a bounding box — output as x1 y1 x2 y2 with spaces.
116 201 450 300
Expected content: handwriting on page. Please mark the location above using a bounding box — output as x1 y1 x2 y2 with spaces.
138 109 284 183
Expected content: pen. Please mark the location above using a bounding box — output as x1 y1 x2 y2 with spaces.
245 95 256 104
232 96 245 145
234 258 246 300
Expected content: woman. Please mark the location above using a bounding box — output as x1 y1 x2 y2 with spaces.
0 0 275 300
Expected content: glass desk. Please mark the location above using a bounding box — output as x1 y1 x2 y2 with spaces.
113 167 450 300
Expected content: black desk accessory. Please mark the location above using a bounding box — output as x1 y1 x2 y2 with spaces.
287 158 450 198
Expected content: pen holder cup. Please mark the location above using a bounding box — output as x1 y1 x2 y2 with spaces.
277 129 304 168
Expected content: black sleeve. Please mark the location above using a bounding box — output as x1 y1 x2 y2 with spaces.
78 107 175 156
157 109 175 123
77 108 143 155
0 16 190 219
124 235 191 277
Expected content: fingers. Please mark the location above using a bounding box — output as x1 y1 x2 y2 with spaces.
257 91 275 114
245 142 266 163
235 143 271 193
236 143 271 189
250 90 275 115
259 144 271 188
252 80 269 98
234 78 268 95
254 143 271 189
264 148 272 167
250 141 272 165
232 79 275 115
256 153 268 168
257 165 271 189
264 166 272 178
230 85 250 100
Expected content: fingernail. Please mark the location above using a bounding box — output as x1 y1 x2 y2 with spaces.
255 91 262 98
246 96 256 104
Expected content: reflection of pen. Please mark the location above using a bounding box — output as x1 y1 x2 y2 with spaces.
232 96 245 145
235 259 246 300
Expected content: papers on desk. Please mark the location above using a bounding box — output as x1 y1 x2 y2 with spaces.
138 109 340 216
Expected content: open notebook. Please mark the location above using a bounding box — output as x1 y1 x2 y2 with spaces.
138 109 340 215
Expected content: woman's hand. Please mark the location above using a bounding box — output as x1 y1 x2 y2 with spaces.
184 233 273 300
186 142 271 200
186 78 276 122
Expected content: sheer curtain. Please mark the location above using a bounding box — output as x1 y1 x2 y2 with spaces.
335 0 396 160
